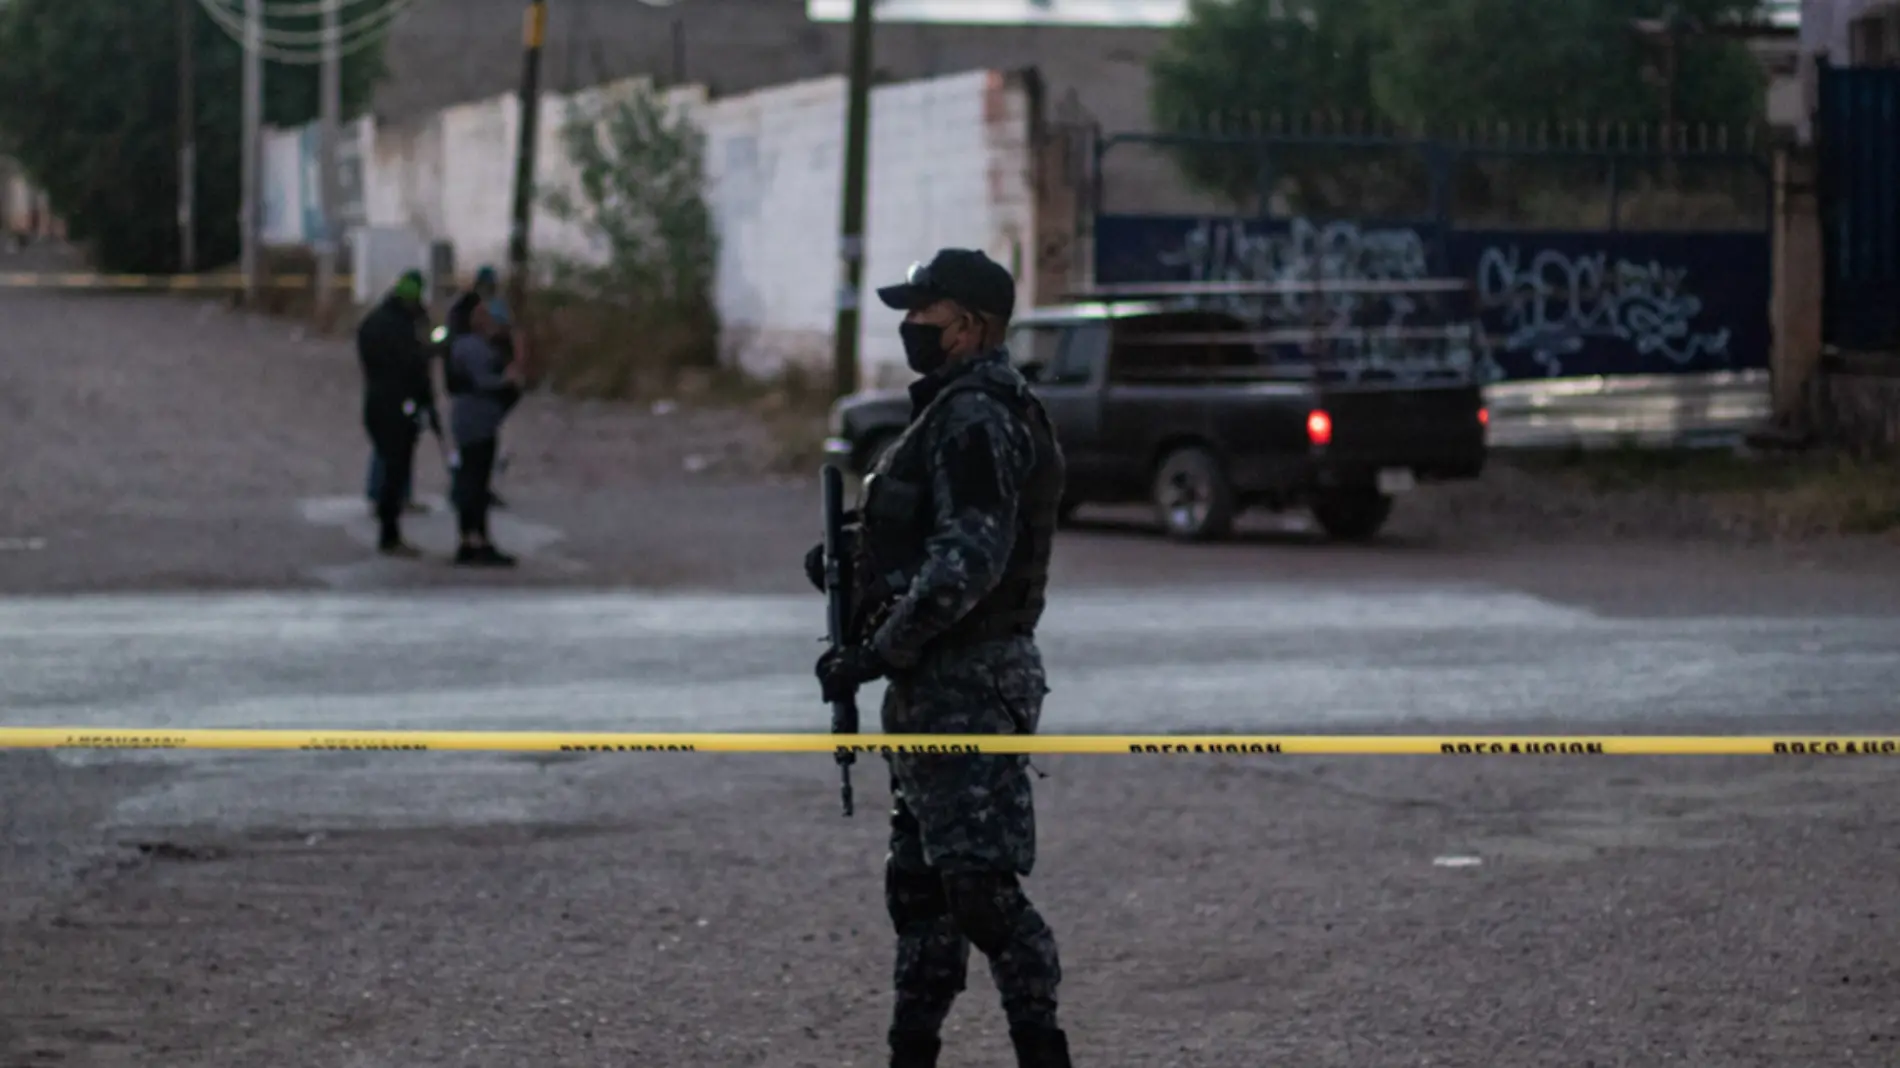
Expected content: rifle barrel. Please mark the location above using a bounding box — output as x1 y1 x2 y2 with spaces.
821 463 858 817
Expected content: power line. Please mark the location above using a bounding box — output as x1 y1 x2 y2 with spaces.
215 0 384 18
193 0 412 60
200 0 409 48
191 0 417 65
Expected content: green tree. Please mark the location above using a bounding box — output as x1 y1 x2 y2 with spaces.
540 81 721 396
1149 0 1769 214
1148 0 1385 212
1365 0 1766 131
0 0 384 273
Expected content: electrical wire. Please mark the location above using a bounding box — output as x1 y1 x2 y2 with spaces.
194 0 692 67
212 0 386 18
194 0 414 54
201 0 401 45
191 0 418 65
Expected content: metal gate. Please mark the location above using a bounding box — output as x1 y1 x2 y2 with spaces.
1085 126 1775 446
1817 62 1900 354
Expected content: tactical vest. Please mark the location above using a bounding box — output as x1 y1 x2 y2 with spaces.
852 368 1066 652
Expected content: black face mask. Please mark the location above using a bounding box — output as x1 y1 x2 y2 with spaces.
900 321 949 375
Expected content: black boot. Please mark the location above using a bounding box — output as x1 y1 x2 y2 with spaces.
1010 1026 1073 1068
889 1030 941 1068
377 521 419 558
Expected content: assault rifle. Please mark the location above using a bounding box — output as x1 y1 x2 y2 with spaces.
821 463 860 816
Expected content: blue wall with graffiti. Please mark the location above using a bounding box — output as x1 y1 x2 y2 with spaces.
1094 215 1770 383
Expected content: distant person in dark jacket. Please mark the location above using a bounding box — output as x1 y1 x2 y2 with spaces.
447 298 524 567
452 266 515 510
468 264 525 381
357 270 434 556
364 273 438 517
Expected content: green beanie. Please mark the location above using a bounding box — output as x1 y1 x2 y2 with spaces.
392 270 424 302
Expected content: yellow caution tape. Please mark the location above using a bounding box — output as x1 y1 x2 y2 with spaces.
0 272 351 290
2 728 1897 756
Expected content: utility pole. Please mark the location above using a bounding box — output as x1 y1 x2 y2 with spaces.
316 0 342 323
829 0 874 399
1662 8 1682 147
240 0 263 304
505 0 547 318
176 0 196 273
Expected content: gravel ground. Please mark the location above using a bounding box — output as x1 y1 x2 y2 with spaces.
4 285 1900 1067
0 289 815 595
3 287 1895 599
6 753 1900 1067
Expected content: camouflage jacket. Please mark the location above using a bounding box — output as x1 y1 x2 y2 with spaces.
859 347 1062 673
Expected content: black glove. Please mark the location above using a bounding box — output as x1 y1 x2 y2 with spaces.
804 524 857 593
804 542 826 593
816 644 887 704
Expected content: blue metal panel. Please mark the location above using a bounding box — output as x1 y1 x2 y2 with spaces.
1818 63 1900 352
1093 214 1769 382
1449 229 1769 380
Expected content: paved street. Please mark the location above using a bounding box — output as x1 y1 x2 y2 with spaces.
3 578 1897 738
3 287 1900 1066
1 575 1894 833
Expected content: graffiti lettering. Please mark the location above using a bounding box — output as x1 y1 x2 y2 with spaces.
1095 212 1769 382
1157 216 1428 326
1475 247 1731 378
1153 217 1485 384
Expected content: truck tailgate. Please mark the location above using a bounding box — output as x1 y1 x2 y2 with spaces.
1316 384 1487 477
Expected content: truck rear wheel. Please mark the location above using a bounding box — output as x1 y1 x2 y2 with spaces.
1311 487 1394 542
1152 446 1236 541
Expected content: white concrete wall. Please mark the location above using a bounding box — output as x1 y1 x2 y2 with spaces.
0 158 59 239
858 69 1038 386
259 125 305 247
261 118 373 248
352 226 434 306
697 68 1038 383
271 68 1037 385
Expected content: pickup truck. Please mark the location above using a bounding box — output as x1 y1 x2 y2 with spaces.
823 283 1489 542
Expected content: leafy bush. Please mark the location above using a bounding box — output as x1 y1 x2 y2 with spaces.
538 81 720 399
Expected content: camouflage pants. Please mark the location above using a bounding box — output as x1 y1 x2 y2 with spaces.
881 638 1064 1036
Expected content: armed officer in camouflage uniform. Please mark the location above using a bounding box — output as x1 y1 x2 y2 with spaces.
808 249 1074 1068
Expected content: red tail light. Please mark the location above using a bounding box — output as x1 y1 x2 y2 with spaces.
1478 407 1489 426
1306 410 1333 446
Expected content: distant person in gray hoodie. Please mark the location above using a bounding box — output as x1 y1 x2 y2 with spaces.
446 298 524 567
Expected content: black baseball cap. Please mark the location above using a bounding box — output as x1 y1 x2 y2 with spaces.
876 248 1016 320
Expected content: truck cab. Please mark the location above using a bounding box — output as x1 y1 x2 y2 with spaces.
824 287 1489 542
